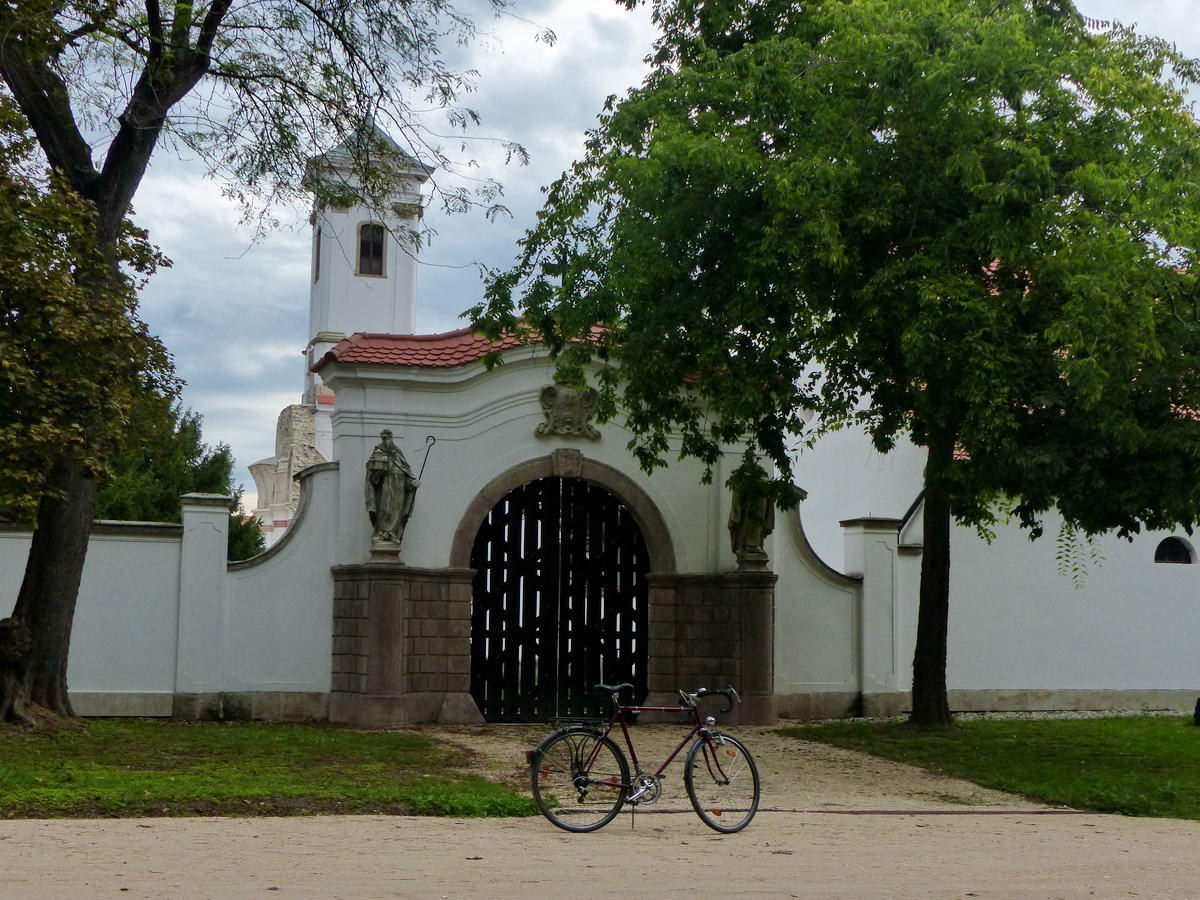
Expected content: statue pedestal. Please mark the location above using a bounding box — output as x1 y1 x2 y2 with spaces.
735 550 770 571
369 541 403 563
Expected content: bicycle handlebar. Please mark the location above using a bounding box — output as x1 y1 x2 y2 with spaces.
679 685 741 714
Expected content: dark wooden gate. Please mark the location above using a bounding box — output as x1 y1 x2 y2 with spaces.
469 477 650 722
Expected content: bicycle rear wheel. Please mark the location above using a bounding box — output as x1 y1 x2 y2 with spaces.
684 732 760 833
530 727 629 832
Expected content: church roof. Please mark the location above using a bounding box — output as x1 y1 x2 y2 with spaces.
313 324 606 371
313 327 529 370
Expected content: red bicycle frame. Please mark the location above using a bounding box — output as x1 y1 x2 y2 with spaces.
573 693 729 790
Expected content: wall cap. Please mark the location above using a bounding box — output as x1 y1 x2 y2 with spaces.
180 493 233 508
839 516 903 530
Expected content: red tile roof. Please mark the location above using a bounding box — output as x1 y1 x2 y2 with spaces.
313 325 605 372
312 327 529 371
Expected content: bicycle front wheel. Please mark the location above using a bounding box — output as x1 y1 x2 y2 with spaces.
530 727 629 832
684 732 760 833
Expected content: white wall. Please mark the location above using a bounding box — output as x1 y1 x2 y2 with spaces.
773 510 861 698
2 524 183 712
224 463 339 693
782 420 1200 701
872 481 1200 696
0 464 340 714
792 425 926 570
944 517 1200 690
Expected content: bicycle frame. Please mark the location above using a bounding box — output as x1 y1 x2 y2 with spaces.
576 699 720 790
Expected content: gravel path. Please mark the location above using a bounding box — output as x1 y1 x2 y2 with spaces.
4 723 1198 899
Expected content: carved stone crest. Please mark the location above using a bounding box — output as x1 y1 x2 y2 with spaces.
536 383 600 440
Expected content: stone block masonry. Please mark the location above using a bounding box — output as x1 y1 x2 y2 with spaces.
330 564 483 726
645 571 777 725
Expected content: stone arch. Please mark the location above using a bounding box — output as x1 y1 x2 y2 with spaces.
449 448 677 573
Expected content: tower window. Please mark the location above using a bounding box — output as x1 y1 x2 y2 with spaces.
358 222 385 276
1154 537 1193 564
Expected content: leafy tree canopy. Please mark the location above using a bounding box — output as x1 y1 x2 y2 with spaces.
476 0 1200 538
475 0 1200 724
94 393 265 561
2 0 546 237
0 96 174 524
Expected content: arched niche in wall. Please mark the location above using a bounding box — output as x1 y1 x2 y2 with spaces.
1154 536 1194 565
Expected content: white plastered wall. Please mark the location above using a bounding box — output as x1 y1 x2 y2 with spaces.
795 419 1200 697
0 464 340 715
223 463 339 694
1 525 183 714
772 510 862 705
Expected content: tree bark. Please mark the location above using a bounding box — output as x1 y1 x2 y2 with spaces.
1 448 97 724
909 433 955 728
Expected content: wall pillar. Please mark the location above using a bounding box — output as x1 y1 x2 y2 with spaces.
841 517 903 716
174 493 231 717
644 571 777 725
329 564 483 726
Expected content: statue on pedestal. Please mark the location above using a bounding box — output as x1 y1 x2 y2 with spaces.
727 483 804 570
729 487 774 569
365 430 419 549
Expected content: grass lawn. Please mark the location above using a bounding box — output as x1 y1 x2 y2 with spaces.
782 716 1200 820
0 719 536 819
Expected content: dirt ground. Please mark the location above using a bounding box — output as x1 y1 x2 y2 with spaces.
3 724 1199 899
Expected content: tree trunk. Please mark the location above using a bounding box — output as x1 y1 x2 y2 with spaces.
0 448 97 724
909 434 955 728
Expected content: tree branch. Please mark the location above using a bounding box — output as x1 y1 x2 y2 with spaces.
196 0 234 57
0 42 98 192
145 0 164 59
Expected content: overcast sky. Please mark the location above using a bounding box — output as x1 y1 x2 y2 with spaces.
126 1 1200 510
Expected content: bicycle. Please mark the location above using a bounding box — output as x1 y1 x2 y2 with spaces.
527 683 761 834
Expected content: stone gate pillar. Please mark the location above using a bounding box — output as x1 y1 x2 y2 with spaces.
645 570 778 725
329 563 483 726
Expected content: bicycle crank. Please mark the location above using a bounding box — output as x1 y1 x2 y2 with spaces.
627 772 662 805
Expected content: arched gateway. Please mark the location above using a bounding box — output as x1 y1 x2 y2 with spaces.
468 477 650 721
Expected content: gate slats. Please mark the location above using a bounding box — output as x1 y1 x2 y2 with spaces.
540 478 560 720
470 477 650 722
502 485 525 721
602 489 621 697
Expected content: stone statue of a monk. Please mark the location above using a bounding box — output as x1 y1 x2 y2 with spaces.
728 487 775 562
364 430 419 546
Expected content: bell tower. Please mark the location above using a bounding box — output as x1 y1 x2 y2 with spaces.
251 121 432 545
303 120 434 457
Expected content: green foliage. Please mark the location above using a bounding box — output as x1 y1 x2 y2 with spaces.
785 716 1200 820
94 393 265 561
475 0 1200 538
1054 521 1106 589
227 507 267 562
96 394 229 522
0 719 537 818
0 97 175 523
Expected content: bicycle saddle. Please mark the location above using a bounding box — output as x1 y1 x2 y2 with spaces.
594 683 634 695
